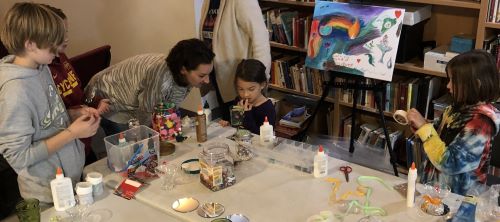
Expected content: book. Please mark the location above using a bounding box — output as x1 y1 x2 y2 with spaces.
279 113 311 128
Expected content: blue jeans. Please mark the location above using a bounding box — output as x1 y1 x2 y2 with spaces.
100 117 129 136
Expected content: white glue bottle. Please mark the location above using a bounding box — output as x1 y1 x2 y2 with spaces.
313 145 328 178
50 167 76 211
259 116 274 148
407 162 417 207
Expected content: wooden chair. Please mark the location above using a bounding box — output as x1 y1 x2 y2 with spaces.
69 45 111 88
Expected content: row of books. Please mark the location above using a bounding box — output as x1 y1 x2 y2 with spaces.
487 0 500 23
337 76 442 118
262 8 312 49
483 34 500 70
270 53 334 97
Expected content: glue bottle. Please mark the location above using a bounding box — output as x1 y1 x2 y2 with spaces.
50 167 76 211
407 162 417 207
259 116 274 148
313 145 328 178
196 105 207 142
118 133 127 146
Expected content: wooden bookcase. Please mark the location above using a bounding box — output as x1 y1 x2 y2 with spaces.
261 0 494 137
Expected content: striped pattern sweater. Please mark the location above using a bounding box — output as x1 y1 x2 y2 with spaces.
85 54 190 125
415 103 500 195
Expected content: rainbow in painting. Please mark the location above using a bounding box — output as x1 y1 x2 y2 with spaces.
305 1 404 81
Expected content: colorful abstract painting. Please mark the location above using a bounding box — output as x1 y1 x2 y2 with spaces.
305 1 405 81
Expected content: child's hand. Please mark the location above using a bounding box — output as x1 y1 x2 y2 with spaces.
218 120 230 127
67 114 101 138
407 108 426 132
97 99 111 114
238 99 253 111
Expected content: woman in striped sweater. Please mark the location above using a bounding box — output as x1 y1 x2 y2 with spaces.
407 50 500 195
85 39 215 136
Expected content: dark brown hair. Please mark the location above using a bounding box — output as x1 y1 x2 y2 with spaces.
166 38 215 87
446 49 500 106
234 59 267 85
40 4 66 20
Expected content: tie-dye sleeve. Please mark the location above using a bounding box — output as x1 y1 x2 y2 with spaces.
415 114 494 175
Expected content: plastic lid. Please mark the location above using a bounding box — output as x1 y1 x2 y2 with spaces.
318 145 324 153
263 116 269 125
85 172 103 184
55 167 64 179
76 182 93 194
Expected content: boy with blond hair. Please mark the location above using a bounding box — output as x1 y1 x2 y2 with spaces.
0 2 100 204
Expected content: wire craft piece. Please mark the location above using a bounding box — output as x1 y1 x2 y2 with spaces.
326 176 394 221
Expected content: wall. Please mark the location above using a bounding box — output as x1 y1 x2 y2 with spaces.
0 0 202 111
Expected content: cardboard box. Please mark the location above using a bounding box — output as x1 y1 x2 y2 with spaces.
424 45 457 73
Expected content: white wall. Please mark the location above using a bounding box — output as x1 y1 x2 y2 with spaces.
0 0 202 111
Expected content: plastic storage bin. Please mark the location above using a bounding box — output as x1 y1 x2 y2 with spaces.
104 125 159 172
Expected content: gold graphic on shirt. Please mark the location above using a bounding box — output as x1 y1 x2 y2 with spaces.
56 62 79 98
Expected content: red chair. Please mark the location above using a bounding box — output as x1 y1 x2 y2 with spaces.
69 45 111 88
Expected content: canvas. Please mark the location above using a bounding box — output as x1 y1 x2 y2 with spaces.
305 1 404 81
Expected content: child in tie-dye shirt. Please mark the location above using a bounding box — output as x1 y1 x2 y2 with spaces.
407 50 500 195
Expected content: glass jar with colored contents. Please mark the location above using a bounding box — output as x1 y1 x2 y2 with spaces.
199 143 236 191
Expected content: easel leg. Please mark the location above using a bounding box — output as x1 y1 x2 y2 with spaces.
374 85 399 177
292 78 333 141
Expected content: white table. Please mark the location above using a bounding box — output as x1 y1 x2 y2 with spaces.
40 183 182 222
81 123 464 222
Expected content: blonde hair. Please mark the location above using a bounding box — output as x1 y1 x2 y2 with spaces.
1 2 65 55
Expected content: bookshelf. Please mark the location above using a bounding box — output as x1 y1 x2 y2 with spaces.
261 0 488 133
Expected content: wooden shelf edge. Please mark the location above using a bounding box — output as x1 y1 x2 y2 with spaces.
270 42 307 53
271 41 446 77
260 0 314 7
338 101 394 117
395 62 447 78
485 22 500 29
269 85 335 103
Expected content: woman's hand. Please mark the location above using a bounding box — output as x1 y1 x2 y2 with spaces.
67 114 101 138
97 99 111 114
407 108 427 132
238 99 253 112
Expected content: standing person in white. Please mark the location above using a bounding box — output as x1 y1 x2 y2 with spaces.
196 0 271 120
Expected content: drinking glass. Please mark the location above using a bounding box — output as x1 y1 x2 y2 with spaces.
155 163 178 190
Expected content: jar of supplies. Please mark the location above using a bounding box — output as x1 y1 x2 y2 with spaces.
199 143 236 191
85 172 104 197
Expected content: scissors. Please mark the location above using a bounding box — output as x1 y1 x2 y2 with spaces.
340 165 352 182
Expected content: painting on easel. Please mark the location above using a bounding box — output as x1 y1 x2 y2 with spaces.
305 1 405 81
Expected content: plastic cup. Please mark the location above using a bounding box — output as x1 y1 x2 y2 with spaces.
155 163 177 190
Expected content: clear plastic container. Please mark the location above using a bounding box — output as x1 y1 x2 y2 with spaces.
199 143 236 191
104 125 159 172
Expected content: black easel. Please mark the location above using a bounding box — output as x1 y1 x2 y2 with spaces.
293 71 399 177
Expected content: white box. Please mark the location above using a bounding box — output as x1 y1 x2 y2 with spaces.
402 5 432 26
378 3 432 26
424 45 458 73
